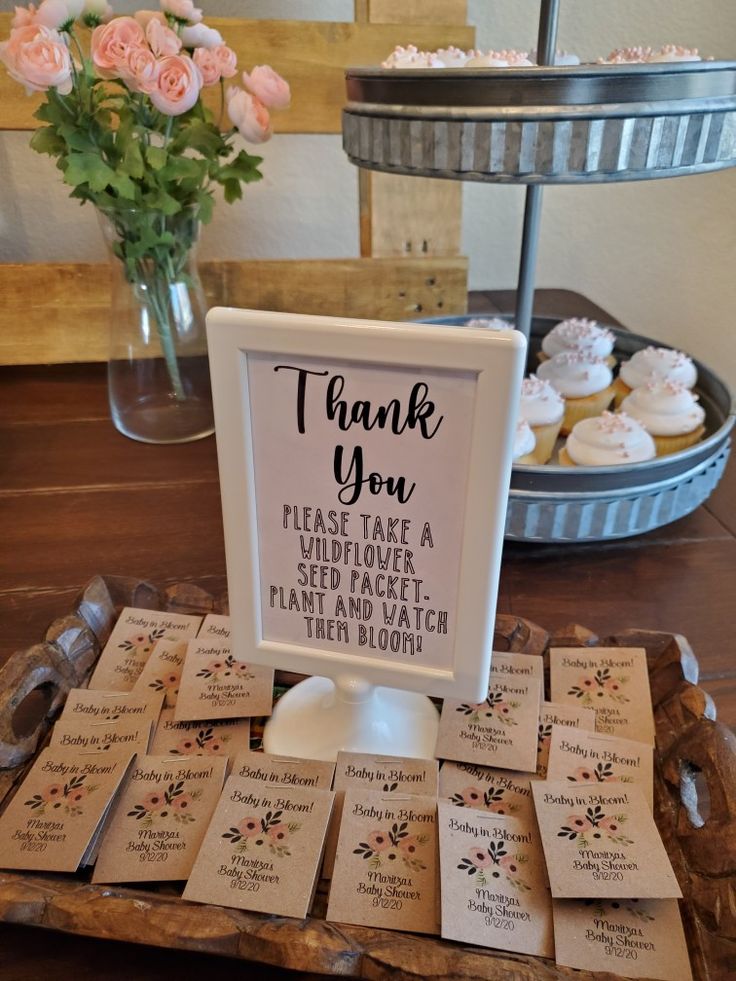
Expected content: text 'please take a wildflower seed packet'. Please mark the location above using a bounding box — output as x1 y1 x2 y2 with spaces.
550 647 654 746
326 789 439 935
531 782 681 899
438 800 553 957
88 608 201 692
92 755 228 883
183 776 334 918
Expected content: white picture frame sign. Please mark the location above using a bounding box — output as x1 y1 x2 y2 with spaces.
207 308 525 709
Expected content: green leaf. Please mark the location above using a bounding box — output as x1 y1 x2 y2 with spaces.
222 178 242 204
63 152 118 193
122 139 145 180
195 190 214 225
171 118 223 158
216 149 263 184
110 171 137 200
145 145 168 170
30 127 65 157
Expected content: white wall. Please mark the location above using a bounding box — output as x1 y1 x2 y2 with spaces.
1 0 735 384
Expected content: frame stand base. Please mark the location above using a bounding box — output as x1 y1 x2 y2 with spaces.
262 675 440 762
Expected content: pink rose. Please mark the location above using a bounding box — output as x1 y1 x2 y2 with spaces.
499 854 521 877
207 659 225 673
495 702 512 717
41 783 64 802
398 835 419 856
181 22 223 49
204 738 225 754
460 786 483 806
605 678 623 694
0 24 73 95
233 661 252 676
90 17 146 80
567 814 592 832
192 46 219 86
149 54 202 115
175 736 196 754
572 766 595 782
12 5 37 29
213 45 237 78
599 816 622 833
366 830 390 852
226 87 271 143
131 633 147 645
124 43 158 93
162 670 180 689
160 0 202 24
267 823 289 842
67 787 88 804
241 64 290 110
143 788 166 811
134 9 165 28
172 793 193 812
468 846 492 869
35 0 83 30
237 816 261 837
146 17 181 57
578 675 595 690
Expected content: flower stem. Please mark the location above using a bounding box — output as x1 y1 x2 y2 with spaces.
143 271 186 401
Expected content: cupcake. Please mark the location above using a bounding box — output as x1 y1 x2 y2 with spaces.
613 346 697 406
519 375 565 464
512 418 537 465
537 352 615 435
648 45 701 63
559 412 656 467
620 380 706 456
539 318 616 367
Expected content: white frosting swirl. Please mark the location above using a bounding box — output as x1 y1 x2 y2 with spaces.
565 412 656 466
620 380 705 436
542 318 614 359
519 375 564 426
537 351 613 398
619 346 697 390
513 418 536 461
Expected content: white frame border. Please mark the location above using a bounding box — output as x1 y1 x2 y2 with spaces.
207 307 526 703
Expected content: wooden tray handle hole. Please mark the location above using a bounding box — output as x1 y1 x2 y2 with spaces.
11 683 57 739
679 761 711 828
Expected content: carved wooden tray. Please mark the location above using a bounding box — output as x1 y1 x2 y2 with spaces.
0 575 734 980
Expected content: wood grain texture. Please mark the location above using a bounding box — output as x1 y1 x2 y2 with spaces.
354 0 468 24
0 579 732 981
354 2 469 260
0 257 468 365
0 16 473 134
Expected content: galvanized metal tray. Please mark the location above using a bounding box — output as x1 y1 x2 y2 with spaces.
343 61 736 183
425 316 734 542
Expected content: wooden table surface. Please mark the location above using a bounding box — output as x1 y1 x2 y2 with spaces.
1 288 734 979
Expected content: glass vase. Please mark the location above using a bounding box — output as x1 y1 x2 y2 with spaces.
99 208 214 444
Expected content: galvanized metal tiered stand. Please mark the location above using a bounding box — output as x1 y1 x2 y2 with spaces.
342 0 736 542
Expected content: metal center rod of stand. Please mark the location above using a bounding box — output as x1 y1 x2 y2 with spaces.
514 0 560 340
